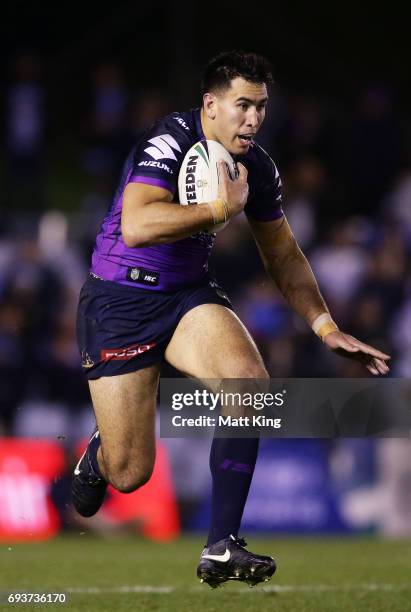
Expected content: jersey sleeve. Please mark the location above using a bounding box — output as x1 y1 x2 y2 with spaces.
244 147 284 222
129 114 191 197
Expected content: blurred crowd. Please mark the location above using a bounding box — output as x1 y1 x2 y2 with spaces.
0 53 410 535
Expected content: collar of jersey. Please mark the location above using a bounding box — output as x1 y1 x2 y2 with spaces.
194 108 205 141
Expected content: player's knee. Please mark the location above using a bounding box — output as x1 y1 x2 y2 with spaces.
221 364 269 398
107 461 154 493
235 363 269 381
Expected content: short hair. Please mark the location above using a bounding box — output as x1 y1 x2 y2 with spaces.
201 50 273 96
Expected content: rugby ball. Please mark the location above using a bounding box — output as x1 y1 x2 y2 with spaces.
178 140 237 232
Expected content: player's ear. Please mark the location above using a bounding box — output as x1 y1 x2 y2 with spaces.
203 92 216 120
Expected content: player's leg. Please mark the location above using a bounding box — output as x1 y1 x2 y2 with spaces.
89 365 160 492
165 303 275 586
72 365 160 517
165 304 267 541
73 274 167 517
165 303 267 380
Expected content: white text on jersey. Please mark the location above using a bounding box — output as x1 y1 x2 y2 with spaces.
138 160 173 174
174 116 190 130
144 134 181 161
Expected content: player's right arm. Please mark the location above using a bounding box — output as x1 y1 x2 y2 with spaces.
121 162 248 247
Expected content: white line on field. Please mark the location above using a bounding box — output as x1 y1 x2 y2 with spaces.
65 583 411 595
261 584 411 593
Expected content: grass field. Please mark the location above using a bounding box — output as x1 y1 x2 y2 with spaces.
1 534 410 611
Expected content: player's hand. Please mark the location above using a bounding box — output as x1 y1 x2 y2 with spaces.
217 160 249 217
322 331 391 375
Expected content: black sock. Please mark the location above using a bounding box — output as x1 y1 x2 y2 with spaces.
87 432 105 480
207 431 259 546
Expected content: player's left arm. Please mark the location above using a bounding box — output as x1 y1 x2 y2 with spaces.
248 215 391 375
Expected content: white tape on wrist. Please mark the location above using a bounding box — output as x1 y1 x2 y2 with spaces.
311 313 338 340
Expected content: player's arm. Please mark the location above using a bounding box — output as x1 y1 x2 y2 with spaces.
122 183 214 246
249 216 391 375
122 162 248 247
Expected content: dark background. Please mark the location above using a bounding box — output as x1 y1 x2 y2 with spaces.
2 3 411 106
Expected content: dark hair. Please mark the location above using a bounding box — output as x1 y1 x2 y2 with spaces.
201 50 273 96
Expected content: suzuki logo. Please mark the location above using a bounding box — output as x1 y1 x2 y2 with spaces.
144 134 181 161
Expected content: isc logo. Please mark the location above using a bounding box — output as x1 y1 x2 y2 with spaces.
126 267 159 286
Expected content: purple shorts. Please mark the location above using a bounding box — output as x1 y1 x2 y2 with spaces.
76 274 232 379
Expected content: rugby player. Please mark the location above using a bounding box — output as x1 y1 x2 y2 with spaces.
73 51 390 588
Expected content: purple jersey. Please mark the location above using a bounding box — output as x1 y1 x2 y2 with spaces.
91 108 283 291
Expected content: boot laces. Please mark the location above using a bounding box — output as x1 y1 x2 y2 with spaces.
232 536 247 548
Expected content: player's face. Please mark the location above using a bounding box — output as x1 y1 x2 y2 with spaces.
205 77 268 155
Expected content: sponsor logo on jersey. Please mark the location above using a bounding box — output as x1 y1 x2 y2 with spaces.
185 155 198 203
101 342 156 361
138 160 173 174
174 116 189 130
144 134 181 161
126 266 159 286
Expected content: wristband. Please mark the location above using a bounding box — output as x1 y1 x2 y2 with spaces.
206 202 218 224
311 313 339 340
213 198 229 223
207 198 229 225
